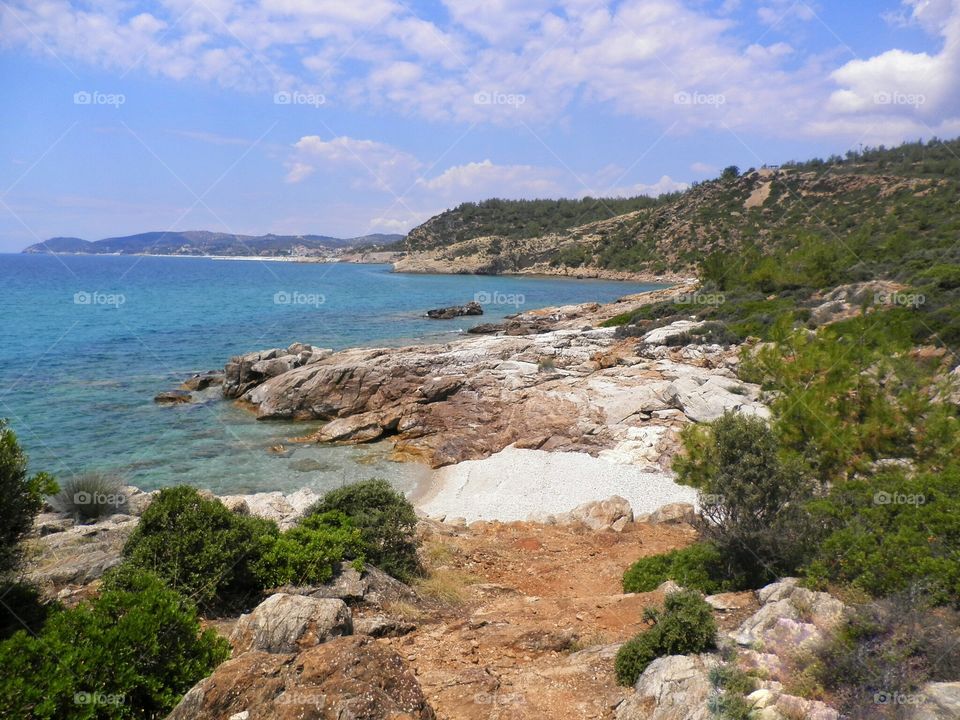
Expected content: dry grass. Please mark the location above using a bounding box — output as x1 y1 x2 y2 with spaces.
421 539 458 568
415 568 482 605
382 600 431 623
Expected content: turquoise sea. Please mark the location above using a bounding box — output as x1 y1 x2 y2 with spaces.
0 254 664 494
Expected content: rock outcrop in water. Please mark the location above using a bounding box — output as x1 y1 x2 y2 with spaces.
223 342 333 398
221 292 769 467
425 300 483 319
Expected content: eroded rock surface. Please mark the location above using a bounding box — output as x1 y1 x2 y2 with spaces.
230 593 352 654
229 321 768 468
615 654 719 720
167 636 435 720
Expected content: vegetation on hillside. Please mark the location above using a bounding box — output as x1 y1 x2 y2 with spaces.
403 195 668 250
615 590 717 686
404 138 960 290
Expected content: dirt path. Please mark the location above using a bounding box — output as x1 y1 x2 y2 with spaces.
374 520 702 719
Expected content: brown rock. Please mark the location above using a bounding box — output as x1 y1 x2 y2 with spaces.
647 502 696 525
154 390 191 404
167 636 435 720
230 594 353 654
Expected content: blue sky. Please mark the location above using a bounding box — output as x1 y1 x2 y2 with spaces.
0 0 957 251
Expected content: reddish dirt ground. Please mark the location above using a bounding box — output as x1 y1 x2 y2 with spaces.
366 520 754 720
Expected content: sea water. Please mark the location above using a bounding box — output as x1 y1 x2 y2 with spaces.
0 254 664 494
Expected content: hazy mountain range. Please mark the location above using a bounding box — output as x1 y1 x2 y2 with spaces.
21 230 404 257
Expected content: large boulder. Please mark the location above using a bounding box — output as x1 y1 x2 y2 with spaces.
216 489 319 530
167 636 435 720
26 517 137 590
556 495 634 531
230 594 352 654
284 562 420 608
222 343 332 398
734 580 846 650
664 375 770 423
615 653 720 720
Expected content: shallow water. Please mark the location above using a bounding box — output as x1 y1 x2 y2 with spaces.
0 254 665 493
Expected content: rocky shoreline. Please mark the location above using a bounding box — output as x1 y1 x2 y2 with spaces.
152 282 771 524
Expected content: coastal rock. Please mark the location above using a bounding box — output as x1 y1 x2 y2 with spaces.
26 517 136 588
222 344 332 398
180 371 224 392
238 327 767 468
664 374 769 423
704 592 746 611
215 490 317 530
467 319 551 335
810 281 905 326
154 390 192 404
167 636 435 720
426 301 483 319
642 320 705 346
615 653 719 720
230 594 352 654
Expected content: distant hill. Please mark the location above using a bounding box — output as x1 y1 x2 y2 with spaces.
22 230 405 257
395 137 960 280
401 196 669 252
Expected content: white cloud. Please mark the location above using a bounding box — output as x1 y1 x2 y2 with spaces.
757 0 817 27
589 175 689 198
2 0 958 145
825 0 960 136
417 159 564 198
286 135 422 190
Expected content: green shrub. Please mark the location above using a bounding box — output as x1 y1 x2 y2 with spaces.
307 480 421 582
622 543 736 595
253 510 365 588
803 466 960 603
123 486 278 610
0 582 55 641
50 473 130 521
0 568 229 719
674 412 816 587
709 663 757 720
0 421 57 576
614 590 717 686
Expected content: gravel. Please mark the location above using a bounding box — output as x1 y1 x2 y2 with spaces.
415 446 697 522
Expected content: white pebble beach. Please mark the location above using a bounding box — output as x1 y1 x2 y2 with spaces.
414 445 697 522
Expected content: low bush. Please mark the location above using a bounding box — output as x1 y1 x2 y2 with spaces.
123 486 278 610
614 590 717 686
0 582 55 641
50 472 129 521
803 466 960 604
253 510 365 588
814 589 960 719
0 568 229 719
709 663 757 720
622 543 736 595
0 420 57 576
674 412 816 587
306 479 422 582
